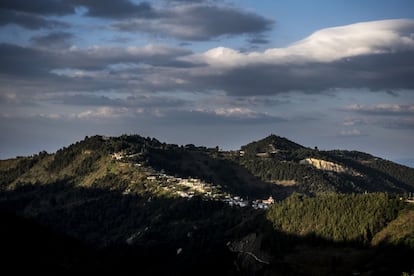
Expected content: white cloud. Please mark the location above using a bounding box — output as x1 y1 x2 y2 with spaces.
186 19 414 67
213 107 262 118
75 107 130 119
344 103 414 115
339 128 363 137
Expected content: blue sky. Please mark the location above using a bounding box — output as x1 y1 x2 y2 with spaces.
0 0 413 167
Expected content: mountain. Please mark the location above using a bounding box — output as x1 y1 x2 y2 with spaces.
1 134 414 275
241 134 305 154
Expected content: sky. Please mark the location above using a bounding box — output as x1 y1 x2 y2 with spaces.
0 0 414 167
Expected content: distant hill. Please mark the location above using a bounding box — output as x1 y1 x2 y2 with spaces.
236 135 414 195
241 134 304 154
2 134 413 198
1 134 414 275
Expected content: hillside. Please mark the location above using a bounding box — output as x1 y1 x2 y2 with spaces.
235 135 414 195
1 134 414 275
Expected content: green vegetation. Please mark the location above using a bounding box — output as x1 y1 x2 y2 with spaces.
372 208 414 247
241 134 304 155
266 193 404 244
1 134 414 275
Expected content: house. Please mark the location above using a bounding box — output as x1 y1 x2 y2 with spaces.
262 196 274 205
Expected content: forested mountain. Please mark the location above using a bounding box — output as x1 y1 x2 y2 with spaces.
1 134 414 275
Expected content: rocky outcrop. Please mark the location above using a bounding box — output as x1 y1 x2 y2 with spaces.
299 158 346 172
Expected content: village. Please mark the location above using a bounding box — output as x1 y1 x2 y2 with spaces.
144 171 275 209
113 151 275 210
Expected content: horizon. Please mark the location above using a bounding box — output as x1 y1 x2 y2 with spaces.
1 132 413 168
1 0 413 167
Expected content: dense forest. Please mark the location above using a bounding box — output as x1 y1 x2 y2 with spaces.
266 193 403 244
1 134 414 275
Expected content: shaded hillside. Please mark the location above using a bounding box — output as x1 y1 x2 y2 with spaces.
0 210 100 274
234 135 414 195
1 134 414 275
1 182 413 275
144 146 272 198
372 207 414 248
0 179 262 275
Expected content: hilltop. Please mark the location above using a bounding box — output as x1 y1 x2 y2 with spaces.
1 134 414 275
2 134 413 197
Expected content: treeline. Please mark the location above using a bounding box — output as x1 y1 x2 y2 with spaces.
266 192 404 245
366 159 414 189
326 150 414 192
0 156 42 187
241 134 303 155
48 136 108 173
47 135 159 174
239 158 335 194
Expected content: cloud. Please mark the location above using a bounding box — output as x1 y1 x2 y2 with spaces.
30 31 74 48
0 10 69 29
213 107 264 118
0 0 72 29
0 43 194 78
69 0 154 19
155 108 284 126
342 117 367 127
0 0 73 15
190 19 414 66
2 19 414 102
0 43 52 76
113 3 273 41
339 128 364 137
177 19 414 95
56 94 188 108
75 106 132 119
344 103 414 116
341 103 414 130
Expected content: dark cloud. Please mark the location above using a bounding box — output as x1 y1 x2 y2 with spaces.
183 52 414 96
2 41 414 99
62 45 194 69
30 31 73 48
0 43 201 99
70 0 155 19
0 0 73 15
164 0 208 2
247 35 270 44
0 0 154 29
0 43 194 76
0 0 72 29
0 43 52 76
56 94 187 108
113 4 273 41
0 1 273 40
0 10 69 29
2 43 414 103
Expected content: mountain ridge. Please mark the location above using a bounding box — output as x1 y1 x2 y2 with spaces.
1 133 414 196
1 133 414 275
